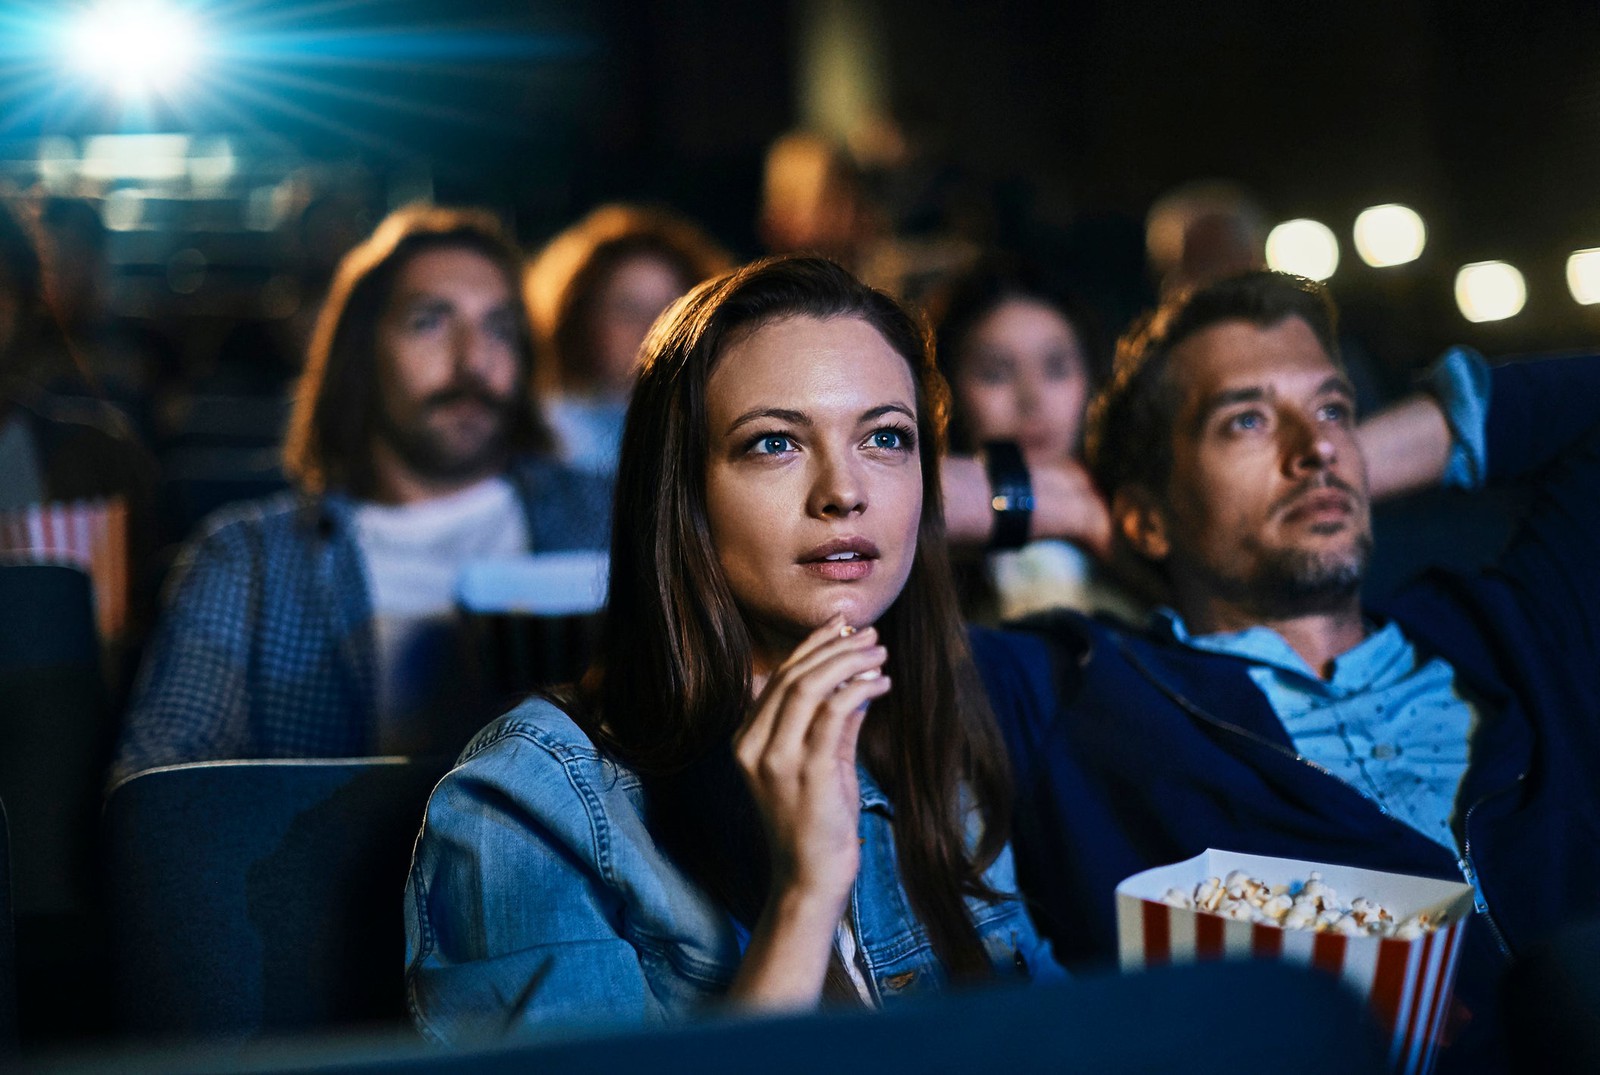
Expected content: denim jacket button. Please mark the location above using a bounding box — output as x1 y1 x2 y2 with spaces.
882 970 917 992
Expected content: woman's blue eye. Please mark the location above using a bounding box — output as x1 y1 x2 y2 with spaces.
867 426 915 451
753 434 795 455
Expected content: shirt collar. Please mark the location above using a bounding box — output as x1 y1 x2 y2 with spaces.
1157 608 1413 692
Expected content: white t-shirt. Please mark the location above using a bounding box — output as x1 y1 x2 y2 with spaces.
351 476 529 753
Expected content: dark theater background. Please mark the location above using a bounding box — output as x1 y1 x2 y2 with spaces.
0 0 1597 1067
4 0 1599 360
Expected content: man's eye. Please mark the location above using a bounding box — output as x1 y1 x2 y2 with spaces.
1318 401 1353 423
751 434 796 455
407 311 443 332
1227 411 1265 432
486 313 518 343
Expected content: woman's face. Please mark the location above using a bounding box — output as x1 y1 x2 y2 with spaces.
704 315 923 670
951 297 1089 464
591 253 690 392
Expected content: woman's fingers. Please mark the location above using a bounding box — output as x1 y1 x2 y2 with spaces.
803 673 888 768
758 643 887 766
736 622 879 760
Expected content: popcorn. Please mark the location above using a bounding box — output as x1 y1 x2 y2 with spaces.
1159 870 1446 937
1118 851 1477 1075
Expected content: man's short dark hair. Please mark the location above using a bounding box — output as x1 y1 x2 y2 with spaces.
283 203 552 496
1085 270 1340 500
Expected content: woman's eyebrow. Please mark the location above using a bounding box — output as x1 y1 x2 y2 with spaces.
725 407 810 436
860 403 917 423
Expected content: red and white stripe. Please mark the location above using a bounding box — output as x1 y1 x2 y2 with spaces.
1121 898 1467 1075
0 496 129 639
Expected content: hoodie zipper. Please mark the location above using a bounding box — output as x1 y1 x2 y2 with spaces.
1119 641 1520 956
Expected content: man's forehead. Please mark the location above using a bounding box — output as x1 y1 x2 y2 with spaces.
1168 316 1343 401
391 247 513 300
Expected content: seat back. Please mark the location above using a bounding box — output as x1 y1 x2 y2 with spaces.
0 564 109 919
105 756 452 1041
456 553 609 697
56 960 1385 1074
0 797 16 1053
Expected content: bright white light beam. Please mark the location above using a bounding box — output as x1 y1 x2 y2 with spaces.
63 0 203 99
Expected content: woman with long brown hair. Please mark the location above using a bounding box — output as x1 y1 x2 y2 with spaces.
404 255 1060 1043
524 203 732 476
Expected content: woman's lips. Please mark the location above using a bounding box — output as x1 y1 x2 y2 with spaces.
798 537 880 582
800 557 876 582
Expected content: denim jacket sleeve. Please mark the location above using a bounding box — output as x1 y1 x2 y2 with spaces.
403 699 739 1046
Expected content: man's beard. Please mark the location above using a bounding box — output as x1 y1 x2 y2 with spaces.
1248 532 1373 616
1243 471 1374 616
375 380 515 484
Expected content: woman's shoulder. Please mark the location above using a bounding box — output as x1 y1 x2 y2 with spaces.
454 696 637 787
425 697 646 870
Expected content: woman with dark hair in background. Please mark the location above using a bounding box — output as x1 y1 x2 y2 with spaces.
933 262 1143 624
405 255 1061 1043
523 203 732 476
0 195 156 650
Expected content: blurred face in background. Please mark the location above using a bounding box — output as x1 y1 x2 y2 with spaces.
371 246 522 492
951 297 1089 464
590 253 690 393
704 315 923 670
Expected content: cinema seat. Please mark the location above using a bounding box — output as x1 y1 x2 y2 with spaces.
105 756 452 1041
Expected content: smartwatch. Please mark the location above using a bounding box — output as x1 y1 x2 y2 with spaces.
982 441 1034 551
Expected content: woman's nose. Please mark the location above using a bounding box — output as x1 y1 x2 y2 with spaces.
809 451 867 518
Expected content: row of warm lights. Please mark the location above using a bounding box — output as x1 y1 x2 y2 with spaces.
1267 206 1600 323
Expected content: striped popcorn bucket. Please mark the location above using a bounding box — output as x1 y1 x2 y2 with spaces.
1117 850 1475 1075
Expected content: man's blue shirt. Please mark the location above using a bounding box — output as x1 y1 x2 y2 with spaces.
1159 611 1477 856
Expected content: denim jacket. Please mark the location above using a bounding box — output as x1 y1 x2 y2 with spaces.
404 697 1062 1045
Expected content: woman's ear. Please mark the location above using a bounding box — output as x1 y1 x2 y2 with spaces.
1111 487 1171 563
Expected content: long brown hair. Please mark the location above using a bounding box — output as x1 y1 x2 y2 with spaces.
570 254 1011 982
283 203 552 496
523 203 733 395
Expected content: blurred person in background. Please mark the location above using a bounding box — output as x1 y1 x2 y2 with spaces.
0 195 157 654
1144 180 1269 299
759 131 882 274
406 255 1061 1043
34 195 177 434
112 204 611 784
932 262 1141 624
524 203 732 476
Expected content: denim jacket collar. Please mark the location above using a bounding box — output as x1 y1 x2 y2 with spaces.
856 762 893 817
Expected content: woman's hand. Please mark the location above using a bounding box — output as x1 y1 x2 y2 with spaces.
941 454 1114 559
724 616 891 1010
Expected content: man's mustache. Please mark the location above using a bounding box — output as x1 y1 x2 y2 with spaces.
1269 471 1363 517
421 379 514 413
